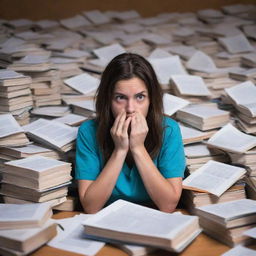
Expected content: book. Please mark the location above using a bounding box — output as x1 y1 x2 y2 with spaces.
0 202 52 229
221 245 256 256
206 123 256 154
54 113 87 127
177 105 230 131
195 199 256 228
0 220 57 254
0 114 29 147
30 106 70 118
182 160 246 197
0 144 62 159
64 73 100 95
0 70 32 87
83 10 111 25
83 200 201 253
23 118 78 152
2 155 72 190
243 226 256 239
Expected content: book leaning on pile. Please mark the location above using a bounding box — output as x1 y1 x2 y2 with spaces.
195 199 256 246
0 114 29 147
82 199 201 253
0 203 57 255
0 155 71 203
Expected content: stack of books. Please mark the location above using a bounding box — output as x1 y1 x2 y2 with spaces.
0 70 33 125
176 104 230 131
195 199 256 246
0 155 71 203
0 202 57 255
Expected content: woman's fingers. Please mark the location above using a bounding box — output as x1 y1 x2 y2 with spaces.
111 110 125 133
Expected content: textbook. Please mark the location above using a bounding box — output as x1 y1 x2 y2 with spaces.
0 114 29 147
2 156 72 190
182 160 246 197
176 105 230 131
0 220 57 255
23 118 78 152
83 200 201 253
206 123 256 154
0 202 52 229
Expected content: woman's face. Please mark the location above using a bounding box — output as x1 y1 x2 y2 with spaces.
111 77 150 119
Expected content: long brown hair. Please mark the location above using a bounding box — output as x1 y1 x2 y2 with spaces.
95 53 163 162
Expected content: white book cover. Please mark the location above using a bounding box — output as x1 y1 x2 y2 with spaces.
170 74 211 96
196 199 256 221
92 44 126 64
0 114 25 138
163 93 190 116
182 160 246 196
149 56 188 85
207 123 256 153
221 245 256 256
64 73 100 95
5 155 70 173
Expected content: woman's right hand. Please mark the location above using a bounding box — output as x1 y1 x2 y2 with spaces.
110 110 132 153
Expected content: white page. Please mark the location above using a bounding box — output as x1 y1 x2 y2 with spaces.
83 200 198 240
207 123 256 153
72 100 96 112
178 105 229 119
0 219 55 241
54 113 87 126
182 160 246 196
149 56 188 85
0 69 27 80
163 93 190 116
105 10 140 21
0 37 25 49
60 15 91 29
186 51 218 73
83 10 111 25
36 20 59 29
92 43 126 63
64 73 100 95
165 45 197 60
5 144 52 154
225 81 256 105
184 143 219 158
0 202 51 224
218 33 255 54
243 227 256 239
148 48 173 59
142 33 172 45
221 245 256 256
179 123 206 141
196 199 256 220
16 55 49 64
5 155 69 172
117 23 143 33
0 114 24 138
170 75 211 96
48 217 105 256
31 106 70 116
23 119 78 148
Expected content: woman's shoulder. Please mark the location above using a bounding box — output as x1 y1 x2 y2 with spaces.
162 116 181 136
78 118 97 134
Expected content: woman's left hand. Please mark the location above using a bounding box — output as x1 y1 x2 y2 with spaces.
129 111 148 152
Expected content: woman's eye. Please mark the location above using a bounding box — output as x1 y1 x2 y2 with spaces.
136 94 145 101
115 95 125 101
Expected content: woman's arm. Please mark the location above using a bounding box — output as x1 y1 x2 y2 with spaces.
78 111 131 213
130 112 183 213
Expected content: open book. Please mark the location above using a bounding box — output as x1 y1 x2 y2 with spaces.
23 118 78 152
182 160 246 197
206 123 256 153
221 245 256 256
82 200 201 253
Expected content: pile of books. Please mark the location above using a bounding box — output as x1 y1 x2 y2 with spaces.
195 199 256 246
0 70 33 125
0 155 71 204
0 202 57 255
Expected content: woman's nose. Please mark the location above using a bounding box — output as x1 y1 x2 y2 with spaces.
126 99 135 114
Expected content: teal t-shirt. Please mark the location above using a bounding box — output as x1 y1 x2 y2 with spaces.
75 116 185 205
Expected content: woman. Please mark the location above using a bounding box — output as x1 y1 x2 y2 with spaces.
76 53 186 213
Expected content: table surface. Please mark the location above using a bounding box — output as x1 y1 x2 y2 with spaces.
30 210 243 256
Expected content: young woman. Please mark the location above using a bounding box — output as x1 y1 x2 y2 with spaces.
75 53 186 213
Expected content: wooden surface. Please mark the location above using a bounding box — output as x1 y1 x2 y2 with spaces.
31 211 233 256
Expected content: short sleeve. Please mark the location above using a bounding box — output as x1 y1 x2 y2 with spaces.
157 117 186 178
75 120 102 180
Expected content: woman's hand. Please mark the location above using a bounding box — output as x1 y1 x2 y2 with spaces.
130 111 148 153
110 110 132 153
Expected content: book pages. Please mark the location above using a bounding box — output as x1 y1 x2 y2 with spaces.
0 114 24 138
182 160 246 196
221 245 256 256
